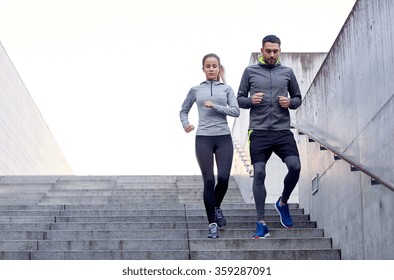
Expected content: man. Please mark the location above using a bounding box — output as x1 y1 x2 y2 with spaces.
237 35 302 238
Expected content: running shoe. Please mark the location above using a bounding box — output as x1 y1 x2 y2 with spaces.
208 222 219 239
274 196 294 228
214 207 227 228
252 221 270 239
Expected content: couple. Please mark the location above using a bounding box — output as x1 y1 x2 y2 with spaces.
179 35 302 239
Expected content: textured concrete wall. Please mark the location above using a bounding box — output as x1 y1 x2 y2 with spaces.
231 52 327 203
295 0 394 259
0 42 73 175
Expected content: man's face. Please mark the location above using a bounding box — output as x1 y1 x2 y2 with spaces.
261 42 281 65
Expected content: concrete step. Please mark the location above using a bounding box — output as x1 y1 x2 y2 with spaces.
45 190 114 196
0 223 52 231
0 205 65 210
0 249 341 260
0 237 332 251
0 213 309 224
0 221 186 231
190 249 341 260
186 221 317 229
0 176 58 184
186 214 310 222
0 240 186 253
38 197 111 205
0 228 325 240
0 250 190 260
12 203 252 210
188 228 324 238
0 208 304 216
0 186 52 192
189 237 333 250
54 215 187 223
0 216 55 222
0 229 187 240
49 222 187 230
36 239 189 251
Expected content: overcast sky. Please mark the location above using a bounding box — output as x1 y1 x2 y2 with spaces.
0 0 356 175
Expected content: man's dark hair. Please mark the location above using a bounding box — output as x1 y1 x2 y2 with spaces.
262 35 281 46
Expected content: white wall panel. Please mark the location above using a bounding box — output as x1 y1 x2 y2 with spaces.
0 42 72 175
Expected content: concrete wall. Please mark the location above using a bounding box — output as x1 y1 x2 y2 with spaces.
231 52 327 203
294 0 394 259
0 41 73 175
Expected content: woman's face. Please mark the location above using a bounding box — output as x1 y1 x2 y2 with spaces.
202 57 220 81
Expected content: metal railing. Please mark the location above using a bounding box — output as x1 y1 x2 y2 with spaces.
293 123 394 192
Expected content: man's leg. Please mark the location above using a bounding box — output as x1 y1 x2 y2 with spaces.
252 161 271 238
253 161 267 221
282 155 301 203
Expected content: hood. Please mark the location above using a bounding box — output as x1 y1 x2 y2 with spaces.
258 55 281 68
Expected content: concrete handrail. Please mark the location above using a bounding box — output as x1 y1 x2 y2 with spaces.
293 123 394 192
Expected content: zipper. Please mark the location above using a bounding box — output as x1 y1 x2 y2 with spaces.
269 68 273 129
210 81 213 96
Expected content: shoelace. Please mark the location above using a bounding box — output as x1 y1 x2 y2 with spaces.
210 224 218 233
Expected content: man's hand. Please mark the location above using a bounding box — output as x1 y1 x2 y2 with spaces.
278 96 290 108
252 92 265 105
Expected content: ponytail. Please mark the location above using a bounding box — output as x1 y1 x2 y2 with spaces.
218 65 226 85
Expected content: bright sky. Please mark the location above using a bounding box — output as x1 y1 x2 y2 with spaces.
0 0 356 175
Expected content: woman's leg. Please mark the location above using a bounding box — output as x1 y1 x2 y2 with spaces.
214 135 233 207
195 136 216 224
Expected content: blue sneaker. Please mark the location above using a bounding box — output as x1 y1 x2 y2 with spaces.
252 222 270 239
274 197 293 228
214 207 226 228
208 223 219 239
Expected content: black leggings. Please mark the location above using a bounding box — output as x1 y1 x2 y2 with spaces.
195 134 233 224
253 156 301 221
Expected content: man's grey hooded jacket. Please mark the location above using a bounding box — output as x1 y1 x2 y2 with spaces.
237 58 302 131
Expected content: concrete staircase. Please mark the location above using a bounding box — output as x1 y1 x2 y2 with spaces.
0 175 341 260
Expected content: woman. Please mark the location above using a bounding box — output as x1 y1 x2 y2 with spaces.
179 53 240 238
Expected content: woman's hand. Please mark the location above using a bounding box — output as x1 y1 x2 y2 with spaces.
204 101 214 108
184 124 195 133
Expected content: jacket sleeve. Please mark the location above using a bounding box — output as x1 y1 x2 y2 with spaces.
179 88 195 128
212 86 240 117
288 69 302 109
237 68 253 109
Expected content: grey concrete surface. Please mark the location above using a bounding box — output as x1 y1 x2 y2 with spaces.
294 0 394 259
0 175 339 260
